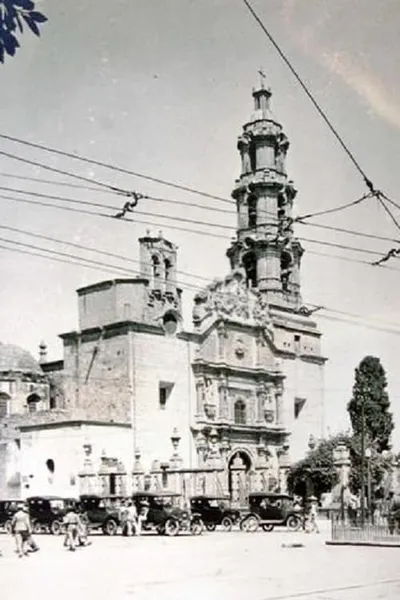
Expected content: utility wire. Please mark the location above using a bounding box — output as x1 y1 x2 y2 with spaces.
0 224 212 285
298 221 400 245
0 187 235 232
2 193 399 266
0 133 232 205
0 172 109 193
0 150 143 203
242 0 377 193
295 192 373 222
376 193 400 233
3 239 400 335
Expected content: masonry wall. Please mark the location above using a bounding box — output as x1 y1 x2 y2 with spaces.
132 331 196 471
280 356 324 461
62 333 131 422
19 422 132 498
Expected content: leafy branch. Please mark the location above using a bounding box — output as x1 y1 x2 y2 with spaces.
0 0 47 63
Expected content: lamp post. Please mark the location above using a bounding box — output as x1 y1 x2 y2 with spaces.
365 447 372 522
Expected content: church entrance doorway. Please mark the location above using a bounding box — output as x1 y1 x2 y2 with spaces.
228 450 252 506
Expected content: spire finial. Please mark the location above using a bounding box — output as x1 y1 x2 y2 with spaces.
258 67 266 89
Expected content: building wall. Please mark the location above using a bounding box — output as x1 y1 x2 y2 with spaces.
19 422 132 498
0 377 49 416
62 333 131 422
132 331 196 471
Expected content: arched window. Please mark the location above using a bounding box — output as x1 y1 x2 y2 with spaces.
243 252 257 289
164 258 172 282
248 196 257 229
152 255 161 287
280 251 293 292
234 400 246 425
27 393 41 413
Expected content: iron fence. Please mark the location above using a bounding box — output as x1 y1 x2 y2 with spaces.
331 514 400 544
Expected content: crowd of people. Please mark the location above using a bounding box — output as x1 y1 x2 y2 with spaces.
0 497 151 558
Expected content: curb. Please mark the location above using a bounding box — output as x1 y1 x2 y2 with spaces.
326 540 400 548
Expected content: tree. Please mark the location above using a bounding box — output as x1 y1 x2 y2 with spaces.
347 356 394 453
287 433 352 499
0 0 47 63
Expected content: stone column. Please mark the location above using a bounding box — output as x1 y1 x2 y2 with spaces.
275 384 284 426
216 322 227 361
195 380 204 419
258 247 281 293
218 379 229 421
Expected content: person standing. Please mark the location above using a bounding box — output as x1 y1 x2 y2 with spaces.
63 507 81 551
306 496 320 534
123 500 138 536
11 503 39 557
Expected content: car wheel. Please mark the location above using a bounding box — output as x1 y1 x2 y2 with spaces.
221 517 233 532
164 518 179 537
205 523 216 532
103 518 118 536
5 519 13 534
191 518 204 536
262 524 274 532
286 515 301 531
50 520 62 535
242 515 259 533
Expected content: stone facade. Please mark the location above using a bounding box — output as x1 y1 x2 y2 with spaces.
0 82 326 501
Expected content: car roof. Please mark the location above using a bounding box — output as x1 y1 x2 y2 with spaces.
27 495 66 501
249 492 292 499
190 495 230 500
132 490 181 498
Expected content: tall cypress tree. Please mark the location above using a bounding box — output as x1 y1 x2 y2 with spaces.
347 356 394 453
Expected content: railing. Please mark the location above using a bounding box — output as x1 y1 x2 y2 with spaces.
331 514 400 544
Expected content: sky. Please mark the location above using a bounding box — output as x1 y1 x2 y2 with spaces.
1 0 400 446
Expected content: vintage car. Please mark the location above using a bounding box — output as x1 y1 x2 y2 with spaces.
27 496 78 534
132 491 204 536
78 494 124 535
0 499 19 533
240 492 301 532
189 495 241 532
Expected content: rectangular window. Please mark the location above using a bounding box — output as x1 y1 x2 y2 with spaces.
294 397 306 419
159 382 174 409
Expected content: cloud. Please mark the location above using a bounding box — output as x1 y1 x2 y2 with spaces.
282 0 400 130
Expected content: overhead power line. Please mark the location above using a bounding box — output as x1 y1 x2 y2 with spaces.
295 193 373 222
2 192 400 269
3 237 400 335
0 150 142 202
241 0 377 193
0 133 233 205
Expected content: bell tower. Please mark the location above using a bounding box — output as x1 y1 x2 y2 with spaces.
227 79 303 309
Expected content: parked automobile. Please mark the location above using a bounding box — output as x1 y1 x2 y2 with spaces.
189 495 241 532
27 496 78 534
78 494 124 535
0 500 19 533
240 492 301 532
132 491 204 536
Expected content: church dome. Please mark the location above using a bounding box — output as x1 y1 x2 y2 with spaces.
0 343 42 374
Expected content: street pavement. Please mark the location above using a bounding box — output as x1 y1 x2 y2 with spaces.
0 519 399 600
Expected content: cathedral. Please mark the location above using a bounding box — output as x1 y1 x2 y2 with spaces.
0 82 326 501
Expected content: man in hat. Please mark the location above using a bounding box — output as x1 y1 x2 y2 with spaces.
306 496 320 534
11 503 39 557
63 506 82 551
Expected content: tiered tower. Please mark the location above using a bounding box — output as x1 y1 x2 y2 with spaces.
227 80 303 307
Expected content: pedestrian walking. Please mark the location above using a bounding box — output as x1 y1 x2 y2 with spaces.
137 498 149 536
122 500 138 536
306 496 320 534
63 506 81 551
11 503 39 557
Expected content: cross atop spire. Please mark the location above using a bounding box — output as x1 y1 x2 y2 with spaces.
258 67 266 88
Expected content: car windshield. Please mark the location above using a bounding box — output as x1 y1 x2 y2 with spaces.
50 500 65 511
154 496 177 508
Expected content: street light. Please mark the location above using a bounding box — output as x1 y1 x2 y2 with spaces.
365 447 372 522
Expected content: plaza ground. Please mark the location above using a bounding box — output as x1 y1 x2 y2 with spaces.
1 520 399 600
